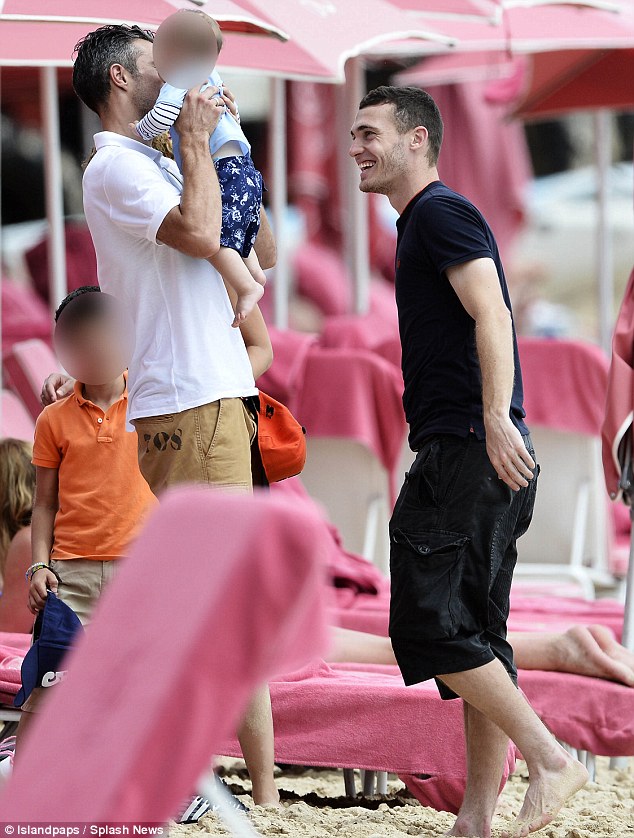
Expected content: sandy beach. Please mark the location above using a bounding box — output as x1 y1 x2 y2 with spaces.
171 757 634 838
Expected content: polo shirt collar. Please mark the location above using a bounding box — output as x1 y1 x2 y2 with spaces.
73 372 128 407
94 131 164 165
397 180 442 232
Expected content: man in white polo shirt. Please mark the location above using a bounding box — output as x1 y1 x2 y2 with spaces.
70 23 280 815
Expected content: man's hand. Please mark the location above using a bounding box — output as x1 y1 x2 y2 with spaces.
221 86 240 124
173 85 224 139
41 373 74 406
28 568 58 614
485 412 535 491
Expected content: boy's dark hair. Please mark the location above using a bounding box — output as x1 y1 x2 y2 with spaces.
73 25 154 115
358 85 444 166
54 286 102 330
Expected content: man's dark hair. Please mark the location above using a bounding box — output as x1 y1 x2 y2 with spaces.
359 85 444 166
73 25 154 115
54 286 102 327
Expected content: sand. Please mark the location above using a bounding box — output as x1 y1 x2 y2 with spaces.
170 757 634 838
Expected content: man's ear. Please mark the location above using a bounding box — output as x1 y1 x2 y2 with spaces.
410 125 429 152
109 63 129 93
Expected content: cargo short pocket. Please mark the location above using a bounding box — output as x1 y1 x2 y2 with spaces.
389 528 470 641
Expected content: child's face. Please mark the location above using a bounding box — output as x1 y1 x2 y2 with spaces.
154 11 219 88
54 309 133 387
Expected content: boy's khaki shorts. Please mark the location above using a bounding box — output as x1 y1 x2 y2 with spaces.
20 558 119 715
133 397 256 496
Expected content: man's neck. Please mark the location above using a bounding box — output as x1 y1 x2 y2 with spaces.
390 168 440 216
100 111 151 145
82 375 126 412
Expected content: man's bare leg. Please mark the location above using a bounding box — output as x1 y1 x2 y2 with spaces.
440 660 588 838
209 247 264 327
446 703 509 838
237 685 280 807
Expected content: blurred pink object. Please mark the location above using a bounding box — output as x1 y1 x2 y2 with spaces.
25 224 97 306
0 487 329 822
256 326 318 410
1 280 51 354
3 338 60 421
0 390 35 442
292 243 352 317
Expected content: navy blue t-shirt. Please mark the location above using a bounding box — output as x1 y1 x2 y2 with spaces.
395 180 528 451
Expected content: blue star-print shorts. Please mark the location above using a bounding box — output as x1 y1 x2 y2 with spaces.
214 153 264 257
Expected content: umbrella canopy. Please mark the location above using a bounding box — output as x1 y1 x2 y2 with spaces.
513 47 634 117
218 0 455 82
0 0 455 76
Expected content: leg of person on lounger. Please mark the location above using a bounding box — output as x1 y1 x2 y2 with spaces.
327 626 634 686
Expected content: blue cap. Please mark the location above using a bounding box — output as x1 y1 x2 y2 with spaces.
14 591 84 707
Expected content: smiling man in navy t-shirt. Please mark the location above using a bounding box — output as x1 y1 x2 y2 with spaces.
350 86 587 838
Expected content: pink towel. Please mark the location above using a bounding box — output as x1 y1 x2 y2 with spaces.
0 488 329 822
0 633 29 705
296 347 407 496
519 337 609 437
257 326 318 412
519 669 634 756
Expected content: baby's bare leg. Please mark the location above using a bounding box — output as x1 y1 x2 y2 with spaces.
243 250 267 287
210 246 264 327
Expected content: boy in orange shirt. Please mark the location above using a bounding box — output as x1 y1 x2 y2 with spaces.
19 286 156 723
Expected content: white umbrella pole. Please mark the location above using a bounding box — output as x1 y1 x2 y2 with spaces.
595 110 613 355
40 66 67 317
269 77 289 330
343 57 370 316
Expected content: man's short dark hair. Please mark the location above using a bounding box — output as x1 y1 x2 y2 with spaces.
73 25 154 115
54 286 102 329
359 85 444 166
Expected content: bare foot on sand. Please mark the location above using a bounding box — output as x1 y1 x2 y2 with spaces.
552 625 634 687
502 751 588 838
232 283 264 327
445 812 493 837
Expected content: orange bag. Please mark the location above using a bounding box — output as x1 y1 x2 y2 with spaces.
255 391 306 483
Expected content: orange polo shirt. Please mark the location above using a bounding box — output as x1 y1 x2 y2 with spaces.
32 377 156 561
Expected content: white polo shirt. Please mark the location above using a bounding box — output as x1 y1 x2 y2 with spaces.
82 131 257 422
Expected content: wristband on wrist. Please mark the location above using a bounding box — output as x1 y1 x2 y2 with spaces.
25 562 50 583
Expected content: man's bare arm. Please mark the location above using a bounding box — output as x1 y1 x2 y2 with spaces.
447 257 535 491
254 207 277 270
157 87 224 259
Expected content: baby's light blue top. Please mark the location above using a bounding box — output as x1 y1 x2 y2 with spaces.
162 70 250 167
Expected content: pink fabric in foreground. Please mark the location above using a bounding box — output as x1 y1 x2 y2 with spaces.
219 660 517 814
0 488 329 822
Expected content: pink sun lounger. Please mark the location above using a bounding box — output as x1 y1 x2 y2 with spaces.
0 487 329 823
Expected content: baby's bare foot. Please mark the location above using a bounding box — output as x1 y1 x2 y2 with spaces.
232 283 264 327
